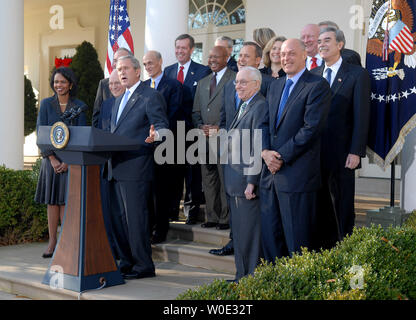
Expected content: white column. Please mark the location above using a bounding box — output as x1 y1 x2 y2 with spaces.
401 128 416 212
145 0 189 69
0 0 24 170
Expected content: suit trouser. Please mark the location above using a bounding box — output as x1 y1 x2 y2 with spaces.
151 163 185 237
230 196 261 280
316 167 355 250
201 162 229 224
260 183 317 262
109 179 155 274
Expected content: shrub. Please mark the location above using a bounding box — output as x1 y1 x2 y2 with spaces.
70 41 104 125
0 162 47 245
178 216 416 300
24 75 38 136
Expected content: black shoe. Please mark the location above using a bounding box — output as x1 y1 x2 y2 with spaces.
42 252 53 258
123 270 156 280
201 222 218 228
209 246 234 256
216 223 230 230
226 279 238 283
151 234 166 245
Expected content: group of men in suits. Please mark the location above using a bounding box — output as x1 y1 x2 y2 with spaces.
92 19 370 282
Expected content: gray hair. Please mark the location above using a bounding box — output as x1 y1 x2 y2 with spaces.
216 36 234 48
320 26 346 46
115 47 134 56
318 20 340 30
239 66 262 87
118 55 141 70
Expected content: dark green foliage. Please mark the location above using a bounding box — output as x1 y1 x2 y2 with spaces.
70 41 104 125
24 75 38 136
0 161 47 245
178 216 416 300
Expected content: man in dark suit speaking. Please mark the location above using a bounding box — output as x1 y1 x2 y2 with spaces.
108 55 169 280
260 39 331 261
312 27 370 250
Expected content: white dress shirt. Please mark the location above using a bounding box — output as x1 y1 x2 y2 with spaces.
323 57 343 87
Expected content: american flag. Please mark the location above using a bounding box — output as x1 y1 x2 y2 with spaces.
389 20 414 54
105 0 134 77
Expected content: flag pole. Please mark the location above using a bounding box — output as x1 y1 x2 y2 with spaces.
390 159 395 207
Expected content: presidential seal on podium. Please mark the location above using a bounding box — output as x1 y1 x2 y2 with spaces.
50 121 70 149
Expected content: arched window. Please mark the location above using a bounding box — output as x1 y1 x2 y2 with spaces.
189 0 245 30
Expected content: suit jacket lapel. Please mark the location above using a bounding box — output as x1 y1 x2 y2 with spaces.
208 68 233 104
270 79 285 129
230 93 259 129
330 61 348 95
111 94 122 133
275 72 307 130
112 83 145 131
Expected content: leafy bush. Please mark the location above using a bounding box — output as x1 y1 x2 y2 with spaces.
70 41 104 125
0 161 47 245
24 75 38 136
178 216 416 300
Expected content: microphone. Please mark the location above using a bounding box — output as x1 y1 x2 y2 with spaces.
60 104 88 123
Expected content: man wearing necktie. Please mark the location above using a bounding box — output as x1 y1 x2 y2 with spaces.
301 24 323 70
260 39 331 261
108 55 169 280
222 66 267 281
192 46 236 230
164 34 211 225
142 50 184 244
312 27 370 250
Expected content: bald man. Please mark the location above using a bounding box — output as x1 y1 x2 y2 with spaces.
192 46 236 230
260 39 331 260
142 50 184 244
301 24 323 70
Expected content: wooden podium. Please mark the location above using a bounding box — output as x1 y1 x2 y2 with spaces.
37 125 138 292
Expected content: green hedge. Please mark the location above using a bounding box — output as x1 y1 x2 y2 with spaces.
178 213 416 300
0 161 47 245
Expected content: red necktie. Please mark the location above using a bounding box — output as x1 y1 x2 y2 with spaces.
177 65 184 84
310 57 318 70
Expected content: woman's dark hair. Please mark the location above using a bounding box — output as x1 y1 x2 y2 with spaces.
50 67 78 97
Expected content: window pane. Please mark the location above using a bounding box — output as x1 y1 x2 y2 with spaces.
191 43 203 64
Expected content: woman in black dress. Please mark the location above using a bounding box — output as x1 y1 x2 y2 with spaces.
35 67 87 258
260 36 287 79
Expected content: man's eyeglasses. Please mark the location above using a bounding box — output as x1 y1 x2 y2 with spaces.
233 80 257 87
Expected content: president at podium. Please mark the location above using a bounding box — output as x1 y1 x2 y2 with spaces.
108 55 169 280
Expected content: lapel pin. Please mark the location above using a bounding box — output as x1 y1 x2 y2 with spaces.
191 71 194 75
338 78 342 82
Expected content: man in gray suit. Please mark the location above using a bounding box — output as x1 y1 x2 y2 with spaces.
192 46 236 230
108 55 169 280
223 66 267 281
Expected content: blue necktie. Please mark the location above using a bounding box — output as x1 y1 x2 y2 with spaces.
235 91 241 110
116 89 130 124
276 79 293 126
325 68 332 86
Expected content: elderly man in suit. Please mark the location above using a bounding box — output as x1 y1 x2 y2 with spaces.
209 41 274 257
192 46 236 230
108 55 169 279
260 39 331 261
164 34 211 225
142 50 184 244
301 24 323 70
223 66 268 281
92 47 133 128
312 27 370 250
